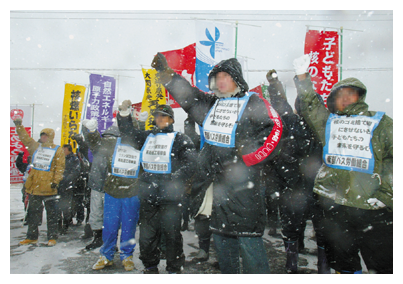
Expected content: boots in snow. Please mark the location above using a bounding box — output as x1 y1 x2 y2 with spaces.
85 229 103 250
192 249 209 263
143 266 159 274
92 255 113 270
284 240 298 273
317 246 331 274
81 223 93 239
122 256 135 271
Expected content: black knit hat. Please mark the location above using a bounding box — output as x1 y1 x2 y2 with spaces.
152 104 175 122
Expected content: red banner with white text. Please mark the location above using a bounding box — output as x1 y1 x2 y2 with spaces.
10 106 32 184
304 30 340 106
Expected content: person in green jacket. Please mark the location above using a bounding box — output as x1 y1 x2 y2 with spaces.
292 55 393 274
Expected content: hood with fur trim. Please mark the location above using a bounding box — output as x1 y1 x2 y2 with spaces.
327 77 367 114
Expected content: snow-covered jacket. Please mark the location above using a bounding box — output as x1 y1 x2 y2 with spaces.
86 125 139 199
294 75 393 211
58 153 81 194
158 58 286 237
117 115 197 205
16 126 65 196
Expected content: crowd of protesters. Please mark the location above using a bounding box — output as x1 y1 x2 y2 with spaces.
13 53 393 274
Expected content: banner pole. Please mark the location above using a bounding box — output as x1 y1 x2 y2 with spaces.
235 21 238 58
340 26 343 81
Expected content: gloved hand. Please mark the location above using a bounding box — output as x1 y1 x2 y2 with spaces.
139 111 148 122
82 118 98 132
293 54 311 75
367 198 386 209
17 151 24 158
151 52 175 84
118 100 132 117
266 69 278 83
13 118 22 126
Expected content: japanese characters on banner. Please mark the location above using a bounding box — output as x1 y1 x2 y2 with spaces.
141 69 167 130
10 105 32 184
195 21 234 92
161 43 196 108
304 29 340 106
61 83 86 152
86 74 116 134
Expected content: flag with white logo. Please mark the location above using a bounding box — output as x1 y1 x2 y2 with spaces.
195 21 234 92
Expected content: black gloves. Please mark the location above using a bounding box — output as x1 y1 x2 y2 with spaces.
266 69 278 83
151 52 175 85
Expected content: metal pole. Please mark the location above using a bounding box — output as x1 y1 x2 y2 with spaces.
235 21 238 58
340 26 343 81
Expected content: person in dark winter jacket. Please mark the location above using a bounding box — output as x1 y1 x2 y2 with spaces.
117 103 197 274
293 54 393 274
57 144 81 234
265 69 330 274
184 115 214 263
151 53 286 274
72 132 106 247
82 119 141 272
71 150 90 226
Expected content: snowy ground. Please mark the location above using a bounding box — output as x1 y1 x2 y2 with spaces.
10 183 361 275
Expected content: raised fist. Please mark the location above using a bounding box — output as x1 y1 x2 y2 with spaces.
293 54 311 75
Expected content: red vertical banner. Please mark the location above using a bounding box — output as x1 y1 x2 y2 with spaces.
10 127 31 184
304 30 340 106
10 106 32 184
161 43 196 108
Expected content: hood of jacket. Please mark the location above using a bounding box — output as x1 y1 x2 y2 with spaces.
102 125 120 137
208 58 249 95
39 128 56 147
327 77 368 115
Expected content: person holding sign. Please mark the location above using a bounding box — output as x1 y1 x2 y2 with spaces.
293 55 393 274
81 121 141 272
117 103 197 274
13 119 65 247
150 53 286 274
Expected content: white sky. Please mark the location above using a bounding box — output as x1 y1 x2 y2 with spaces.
5 2 398 146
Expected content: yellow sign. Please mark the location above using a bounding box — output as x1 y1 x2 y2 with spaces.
61 83 86 152
140 68 167 130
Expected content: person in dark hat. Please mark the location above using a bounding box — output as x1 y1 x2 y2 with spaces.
148 53 287 274
117 102 197 274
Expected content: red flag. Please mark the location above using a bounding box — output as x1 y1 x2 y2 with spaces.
249 85 265 99
304 30 340 107
161 43 196 108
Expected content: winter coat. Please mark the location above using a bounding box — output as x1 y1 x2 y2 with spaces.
58 153 81 194
117 115 197 205
159 58 286 237
267 78 323 192
16 126 65 196
294 75 393 211
85 125 139 199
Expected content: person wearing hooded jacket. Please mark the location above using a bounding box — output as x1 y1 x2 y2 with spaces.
292 55 393 274
265 69 330 273
57 144 81 234
150 53 286 274
117 103 197 274
80 119 141 272
13 118 65 247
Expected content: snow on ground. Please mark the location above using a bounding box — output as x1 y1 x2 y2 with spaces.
10 183 361 275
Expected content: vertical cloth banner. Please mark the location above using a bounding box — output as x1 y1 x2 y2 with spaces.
161 43 196 108
141 69 167 130
86 74 116 134
304 29 340 106
61 83 86 153
10 105 32 183
195 20 234 92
